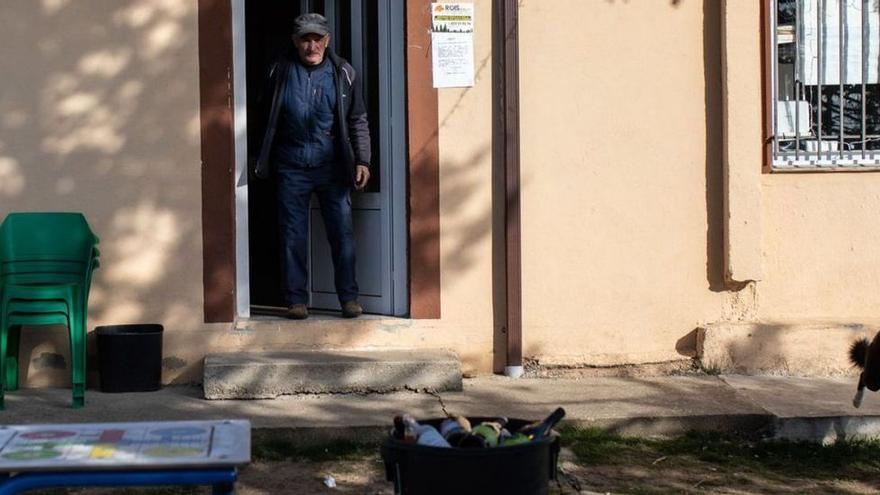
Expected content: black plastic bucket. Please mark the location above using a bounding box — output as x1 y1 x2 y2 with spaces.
96 324 163 393
380 417 560 495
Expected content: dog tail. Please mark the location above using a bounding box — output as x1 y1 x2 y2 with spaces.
850 338 870 368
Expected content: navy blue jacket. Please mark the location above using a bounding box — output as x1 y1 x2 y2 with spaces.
273 59 338 168
254 49 371 184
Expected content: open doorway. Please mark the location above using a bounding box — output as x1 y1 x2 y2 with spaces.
243 0 408 317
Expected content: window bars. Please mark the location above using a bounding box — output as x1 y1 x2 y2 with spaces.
771 0 880 169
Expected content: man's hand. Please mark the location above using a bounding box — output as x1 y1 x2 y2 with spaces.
354 164 370 190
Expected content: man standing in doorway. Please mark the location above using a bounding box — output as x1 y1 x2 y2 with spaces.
253 13 371 319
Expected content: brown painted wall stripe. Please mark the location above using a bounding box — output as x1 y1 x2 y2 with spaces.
407 0 442 319
198 0 236 322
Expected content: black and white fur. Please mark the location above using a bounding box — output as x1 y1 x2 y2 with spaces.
849 331 880 408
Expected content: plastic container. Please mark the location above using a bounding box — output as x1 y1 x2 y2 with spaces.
380 417 560 495
96 324 163 393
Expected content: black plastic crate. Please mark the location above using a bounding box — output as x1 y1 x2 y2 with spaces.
380 417 560 495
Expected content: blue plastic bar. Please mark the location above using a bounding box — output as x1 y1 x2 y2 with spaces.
0 468 237 495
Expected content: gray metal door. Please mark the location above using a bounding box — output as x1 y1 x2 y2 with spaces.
304 0 407 316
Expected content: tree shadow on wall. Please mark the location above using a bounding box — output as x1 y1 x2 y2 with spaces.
0 2 208 387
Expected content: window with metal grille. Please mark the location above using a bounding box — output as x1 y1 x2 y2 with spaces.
770 0 880 169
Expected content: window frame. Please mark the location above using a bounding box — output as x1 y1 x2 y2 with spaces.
764 0 880 172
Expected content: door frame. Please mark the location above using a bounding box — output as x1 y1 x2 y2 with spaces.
198 0 441 322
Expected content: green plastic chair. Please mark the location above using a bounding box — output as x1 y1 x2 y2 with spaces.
4 308 70 392
0 258 99 407
1 259 99 393
6 259 100 391
0 212 99 409
0 270 95 408
0 213 98 262
0 256 98 408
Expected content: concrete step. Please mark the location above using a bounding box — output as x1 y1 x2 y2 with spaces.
697 321 880 376
203 349 462 399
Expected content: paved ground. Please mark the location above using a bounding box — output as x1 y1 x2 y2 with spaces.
3 374 880 444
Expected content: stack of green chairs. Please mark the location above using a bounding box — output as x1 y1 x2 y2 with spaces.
0 212 100 409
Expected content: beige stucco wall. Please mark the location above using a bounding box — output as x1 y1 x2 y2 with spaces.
721 0 765 283
519 0 880 367
0 0 503 385
433 0 499 370
518 0 733 365
0 0 208 385
760 164 880 319
4 0 878 388
723 3 880 321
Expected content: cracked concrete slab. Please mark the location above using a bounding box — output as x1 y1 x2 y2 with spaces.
3 375 879 444
721 374 880 443
720 375 880 418
439 375 771 436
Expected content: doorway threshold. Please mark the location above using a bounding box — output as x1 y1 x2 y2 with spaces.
247 305 402 321
236 306 412 333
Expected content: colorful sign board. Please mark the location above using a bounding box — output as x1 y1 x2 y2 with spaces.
0 420 250 471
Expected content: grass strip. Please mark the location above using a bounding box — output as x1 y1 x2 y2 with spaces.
559 425 880 480
252 438 380 463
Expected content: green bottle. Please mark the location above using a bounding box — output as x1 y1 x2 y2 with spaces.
516 407 566 439
500 432 531 446
471 422 503 447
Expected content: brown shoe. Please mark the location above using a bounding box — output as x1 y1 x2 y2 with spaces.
285 304 309 320
341 300 363 318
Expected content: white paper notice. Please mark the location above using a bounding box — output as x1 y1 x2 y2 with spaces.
431 3 475 88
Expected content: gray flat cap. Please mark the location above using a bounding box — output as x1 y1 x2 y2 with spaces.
293 13 330 38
